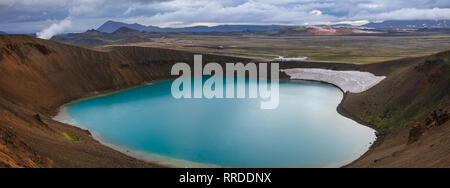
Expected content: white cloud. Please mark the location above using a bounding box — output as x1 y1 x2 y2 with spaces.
120 0 450 28
337 20 370 26
123 5 138 15
310 10 323 16
36 18 72 39
359 3 384 9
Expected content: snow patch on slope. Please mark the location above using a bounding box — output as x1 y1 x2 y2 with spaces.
281 68 386 93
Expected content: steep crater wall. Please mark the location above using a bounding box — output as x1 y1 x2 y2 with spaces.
0 35 448 168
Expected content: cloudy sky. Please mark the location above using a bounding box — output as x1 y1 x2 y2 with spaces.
0 0 449 36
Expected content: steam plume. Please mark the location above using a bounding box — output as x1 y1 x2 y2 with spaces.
36 18 72 40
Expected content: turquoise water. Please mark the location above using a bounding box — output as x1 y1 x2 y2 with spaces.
61 78 376 168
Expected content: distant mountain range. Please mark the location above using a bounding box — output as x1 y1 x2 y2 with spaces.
362 20 449 30
0 31 7 34
97 20 289 33
52 20 450 48
97 20 450 34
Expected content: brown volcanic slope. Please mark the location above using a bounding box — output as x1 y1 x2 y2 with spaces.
344 51 450 167
0 35 448 168
0 35 251 168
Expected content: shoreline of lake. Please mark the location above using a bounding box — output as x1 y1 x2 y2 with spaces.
53 75 378 168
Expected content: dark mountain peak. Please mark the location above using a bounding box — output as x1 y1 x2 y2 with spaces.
131 23 143 26
104 20 122 25
98 20 152 33
0 31 7 34
112 27 141 34
86 29 102 33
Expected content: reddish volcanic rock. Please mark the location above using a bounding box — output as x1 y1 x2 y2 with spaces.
307 26 384 35
409 109 449 144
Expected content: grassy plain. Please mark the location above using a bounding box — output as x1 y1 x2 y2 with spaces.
117 34 450 63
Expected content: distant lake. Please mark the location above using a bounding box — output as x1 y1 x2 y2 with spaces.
59 78 376 168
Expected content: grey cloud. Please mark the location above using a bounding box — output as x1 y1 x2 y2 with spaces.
0 0 449 34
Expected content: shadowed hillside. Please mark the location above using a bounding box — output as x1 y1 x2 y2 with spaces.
50 28 164 48
344 51 450 167
344 51 450 132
